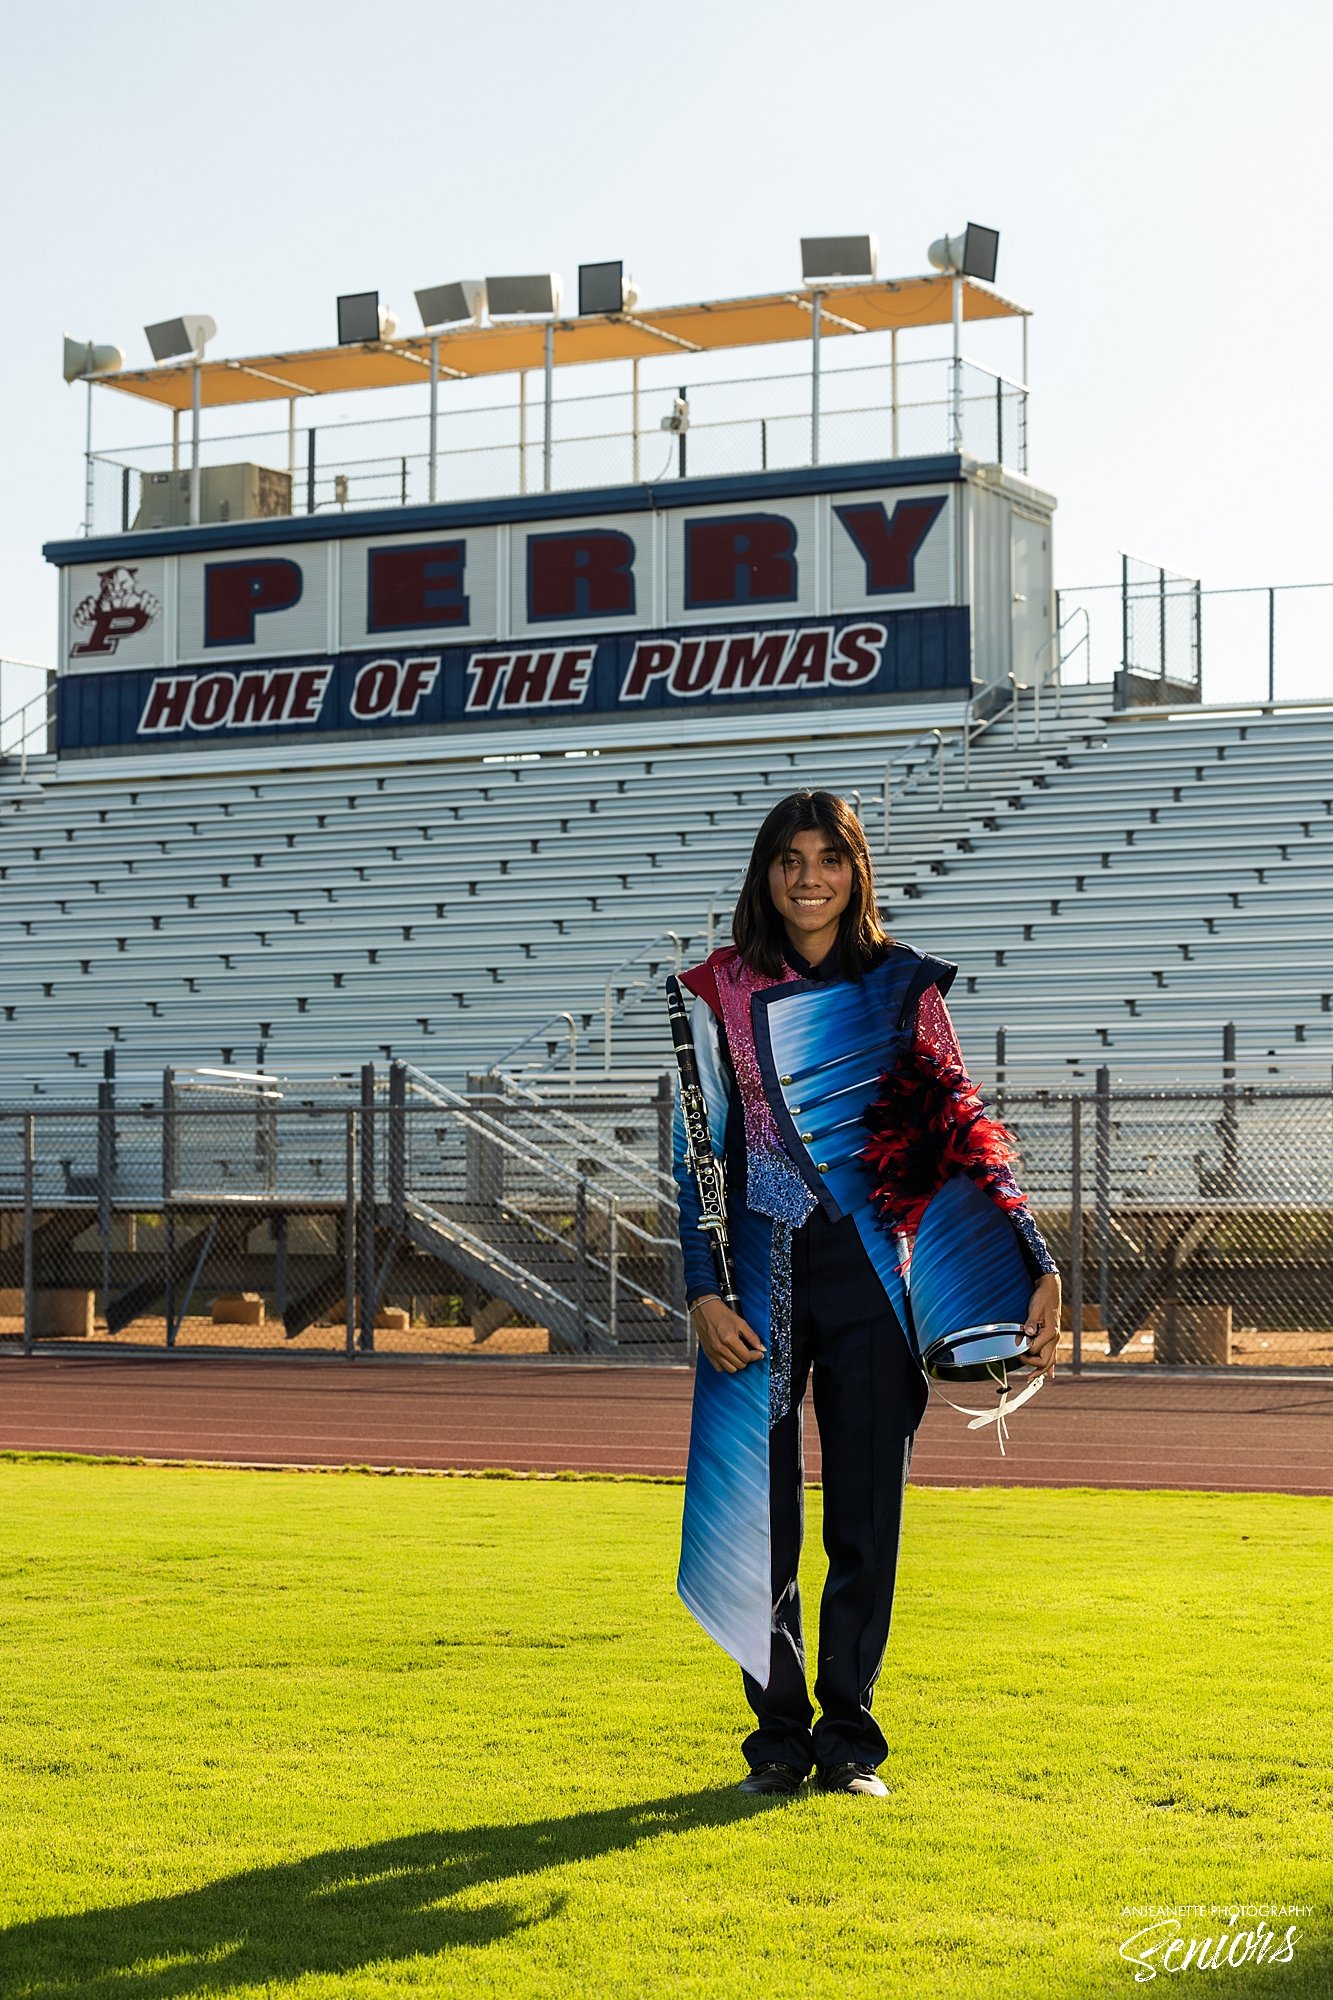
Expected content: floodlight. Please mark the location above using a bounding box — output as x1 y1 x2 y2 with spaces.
578 260 638 315
337 291 398 344
485 272 562 317
927 223 1000 282
415 279 487 329
143 314 217 362
800 235 878 283
63 335 124 382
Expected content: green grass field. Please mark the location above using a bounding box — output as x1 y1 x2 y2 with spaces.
0 1458 1328 2000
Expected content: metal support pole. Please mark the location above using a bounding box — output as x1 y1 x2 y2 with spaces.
950 275 963 453
83 382 95 537
344 1111 357 1359
388 1060 406 1231
189 359 202 526
574 1178 588 1350
1020 315 1029 473
964 695 973 790
287 399 296 492
307 427 316 515
810 290 822 466
631 357 640 482
607 1194 620 1344
678 383 688 479
1158 565 1167 682
162 1066 177 1348
22 1113 34 1357
1120 552 1129 674
1221 1021 1238 1194
518 372 528 494
542 322 554 493
1069 1096 1083 1373
97 1077 113 1315
1094 1064 1111 1337
359 1063 376 1352
890 327 899 457
120 465 131 533
995 373 1003 467
428 335 440 503
171 408 181 475
1267 587 1276 704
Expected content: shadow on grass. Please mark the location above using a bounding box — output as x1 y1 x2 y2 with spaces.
1 1787 770 1997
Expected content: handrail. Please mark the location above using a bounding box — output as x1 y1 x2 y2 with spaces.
407 1061 675 1199
0 683 55 778
491 923 708 1077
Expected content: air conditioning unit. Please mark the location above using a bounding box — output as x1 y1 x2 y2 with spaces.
132 463 293 531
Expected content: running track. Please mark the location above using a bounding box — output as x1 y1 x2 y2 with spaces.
2 1357 1331 1494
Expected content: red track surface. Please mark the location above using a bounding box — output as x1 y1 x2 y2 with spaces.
2 1356 1331 1494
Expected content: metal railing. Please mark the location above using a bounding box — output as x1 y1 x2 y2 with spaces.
1056 572 1333 708
0 665 57 775
81 354 1028 537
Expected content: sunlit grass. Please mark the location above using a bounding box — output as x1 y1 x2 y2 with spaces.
0 1459 1328 1998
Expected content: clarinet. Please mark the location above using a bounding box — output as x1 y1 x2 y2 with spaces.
665 974 740 1311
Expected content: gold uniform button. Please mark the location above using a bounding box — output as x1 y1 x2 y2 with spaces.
816 1162 829 1173
800 1131 814 1143
780 1074 793 1085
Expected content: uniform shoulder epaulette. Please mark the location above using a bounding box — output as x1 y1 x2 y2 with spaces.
678 944 739 1018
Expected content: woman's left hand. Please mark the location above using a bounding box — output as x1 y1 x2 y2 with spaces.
1022 1273 1062 1377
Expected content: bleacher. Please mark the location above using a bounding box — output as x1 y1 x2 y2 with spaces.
1 683 1330 1102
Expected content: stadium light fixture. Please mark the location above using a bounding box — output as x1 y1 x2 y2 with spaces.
62 336 124 382
337 291 399 345
577 260 639 315
927 223 1000 282
800 235 878 284
415 279 487 329
485 272 563 318
143 313 217 363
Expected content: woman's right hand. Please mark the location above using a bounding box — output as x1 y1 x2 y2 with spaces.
690 1295 766 1374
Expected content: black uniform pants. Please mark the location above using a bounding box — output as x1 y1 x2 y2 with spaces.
741 1204 926 1774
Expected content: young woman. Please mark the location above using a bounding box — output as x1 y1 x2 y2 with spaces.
671 789 1061 1798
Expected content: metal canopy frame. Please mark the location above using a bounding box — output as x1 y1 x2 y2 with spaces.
74 271 1030 529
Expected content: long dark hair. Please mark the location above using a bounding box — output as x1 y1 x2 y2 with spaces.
731 790 894 980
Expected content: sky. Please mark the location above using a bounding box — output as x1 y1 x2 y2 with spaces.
1 0 1329 706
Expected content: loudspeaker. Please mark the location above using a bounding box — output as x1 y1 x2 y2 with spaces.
63 336 125 382
415 279 487 329
144 314 217 362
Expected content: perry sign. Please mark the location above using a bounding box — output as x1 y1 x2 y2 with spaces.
52 482 968 746
61 485 955 670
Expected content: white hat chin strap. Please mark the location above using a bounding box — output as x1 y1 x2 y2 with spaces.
931 1364 1045 1457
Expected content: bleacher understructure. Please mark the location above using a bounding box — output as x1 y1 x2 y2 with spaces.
2 685 1331 1102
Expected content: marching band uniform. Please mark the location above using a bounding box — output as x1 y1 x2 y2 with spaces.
671 935 1056 1778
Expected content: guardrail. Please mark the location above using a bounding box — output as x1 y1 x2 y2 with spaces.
82 354 1027 536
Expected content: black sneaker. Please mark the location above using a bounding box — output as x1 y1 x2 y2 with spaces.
818 1762 888 1797
737 1761 807 1795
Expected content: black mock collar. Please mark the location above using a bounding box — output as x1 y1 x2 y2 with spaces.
783 939 836 982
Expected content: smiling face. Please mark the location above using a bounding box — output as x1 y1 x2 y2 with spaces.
766 826 854 964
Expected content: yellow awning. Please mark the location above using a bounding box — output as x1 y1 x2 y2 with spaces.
92 274 1026 412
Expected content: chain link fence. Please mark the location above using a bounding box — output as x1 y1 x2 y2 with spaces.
2 1067 1329 1373
0 1065 685 1361
1054 571 1333 708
